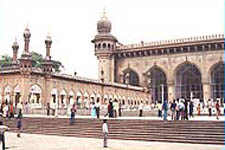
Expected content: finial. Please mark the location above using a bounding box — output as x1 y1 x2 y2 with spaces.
101 7 107 19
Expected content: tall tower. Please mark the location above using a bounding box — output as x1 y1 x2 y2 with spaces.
19 27 32 69
92 11 118 83
42 34 53 73
12 38 19 65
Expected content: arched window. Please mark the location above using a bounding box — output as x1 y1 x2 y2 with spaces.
147 66 167 102
103 43 106 48
108 44 111 49
175 63 203 101
98 43 101 49
123 68 139 86
211 62 224 100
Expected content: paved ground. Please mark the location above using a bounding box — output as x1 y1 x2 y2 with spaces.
3 132 223 150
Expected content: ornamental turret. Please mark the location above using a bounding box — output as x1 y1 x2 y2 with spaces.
92 11 118 83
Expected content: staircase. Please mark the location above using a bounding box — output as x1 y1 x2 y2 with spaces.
2 117 224 145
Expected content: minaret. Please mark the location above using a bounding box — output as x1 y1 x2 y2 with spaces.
92 11 118 83
19 27 32 69
42 34 53 73
12 38 19 64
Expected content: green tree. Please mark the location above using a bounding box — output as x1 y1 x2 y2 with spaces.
0 55 12 67
0 52 64 72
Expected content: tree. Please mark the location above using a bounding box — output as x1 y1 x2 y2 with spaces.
0 55 12 67
0 52 64 72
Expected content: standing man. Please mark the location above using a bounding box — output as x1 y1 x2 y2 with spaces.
70 104 76 125
170 100 176 120
215 101 220 120
207 99 213 116
96 99 100 119
46 103 50 116
139 101 144 117
189 101 194 118
102 119 108 148
162 100 168 121
0 121 9 150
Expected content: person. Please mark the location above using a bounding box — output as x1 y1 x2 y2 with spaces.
175 99 180 120
207 99 213 116
96 99 100 119
46 103 50 116
197 103 201 116
189 101 194 118
84 98 89 115
91 102 96 118
139 101 144 117
3 104 8 118
108 100 113 118
215 101 220 120
162 100 168 121
70 104 76 125
170 100 176 120
16 109 22 137
113 100 118 118
102 119 108 148
9 103 14 119
184 99 188 120
157 101 162 118
179 100 185 120
0 121 9 150
118 101 122 117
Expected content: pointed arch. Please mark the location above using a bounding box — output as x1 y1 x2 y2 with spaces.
210 62 224 99
122 68 139 86
174 62 203 100
147 65 168 102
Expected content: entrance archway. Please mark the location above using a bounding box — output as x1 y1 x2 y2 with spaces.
175 63 203 101
210 62 224 102
147 66 168 102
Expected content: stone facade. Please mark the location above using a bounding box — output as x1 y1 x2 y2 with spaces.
93 13 224 103
0 26 148 110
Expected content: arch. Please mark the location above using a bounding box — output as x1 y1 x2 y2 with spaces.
69 90 74 96
60 89 67 95
173 61 201 81
122 68 140 86
174 62 203 101
210 62 224 100
98 43 101 49
108 43 111 49
84 92 89 98
13 85 21 93
4 85 11 93
29 84 42 106
103 43 106 48
147 65 168 102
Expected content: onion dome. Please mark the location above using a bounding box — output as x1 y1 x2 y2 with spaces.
97 11 112 34
23 27 31 39
12 38 19 50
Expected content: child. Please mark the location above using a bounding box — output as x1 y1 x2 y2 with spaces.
0 121 9 150
102 119 108 148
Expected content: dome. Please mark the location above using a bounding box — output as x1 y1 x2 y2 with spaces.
12 38 19 50
23 27 31 38
97 12 111 33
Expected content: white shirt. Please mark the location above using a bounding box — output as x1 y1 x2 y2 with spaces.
0 125 9 134
102 123 108 133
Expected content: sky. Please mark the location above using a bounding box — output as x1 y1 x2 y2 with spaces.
0 0 224 79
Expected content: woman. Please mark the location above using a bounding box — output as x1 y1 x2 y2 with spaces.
16 109 22 137
197 103 201 116
91 102 96 118
215 101 220 120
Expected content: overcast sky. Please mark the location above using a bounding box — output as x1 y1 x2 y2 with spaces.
0 0 224 79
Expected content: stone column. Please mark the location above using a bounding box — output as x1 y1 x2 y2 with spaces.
167 80 175 102
203 82 211 104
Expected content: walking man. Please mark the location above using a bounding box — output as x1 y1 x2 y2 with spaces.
70 104 76 125
102 119 108 148
207 99 213 116
170 100 176 120
0 121 9 150
162 100 168 121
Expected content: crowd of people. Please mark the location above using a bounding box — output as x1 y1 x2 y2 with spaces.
156 98 222 121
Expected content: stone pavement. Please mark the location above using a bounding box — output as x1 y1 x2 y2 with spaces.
4 132 223 150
